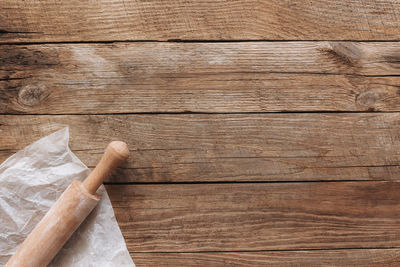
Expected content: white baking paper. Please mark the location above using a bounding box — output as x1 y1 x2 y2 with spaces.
0 127 135 267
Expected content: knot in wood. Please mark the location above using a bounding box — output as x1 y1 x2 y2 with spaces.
356 90 379 108
18 84 48 107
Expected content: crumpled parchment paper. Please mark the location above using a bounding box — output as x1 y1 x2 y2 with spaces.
0 127 135 267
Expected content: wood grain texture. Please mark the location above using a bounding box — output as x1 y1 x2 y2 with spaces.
2 42 400 114
2 0 400 42
131 249 400 266
107 181 400 252
1 113 400 182
3 1 400 265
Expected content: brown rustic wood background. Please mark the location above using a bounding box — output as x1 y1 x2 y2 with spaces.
2 0 400 266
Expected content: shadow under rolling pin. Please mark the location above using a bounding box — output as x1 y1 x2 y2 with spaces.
6 141 129 267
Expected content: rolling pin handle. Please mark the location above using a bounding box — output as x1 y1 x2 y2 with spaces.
82 141 129 195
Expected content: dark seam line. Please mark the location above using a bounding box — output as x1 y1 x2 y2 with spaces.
2 110 400 116
2 39 400 45
104 179 382 185
129 246 400 254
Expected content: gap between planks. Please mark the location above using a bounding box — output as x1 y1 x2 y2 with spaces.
3 40 400 46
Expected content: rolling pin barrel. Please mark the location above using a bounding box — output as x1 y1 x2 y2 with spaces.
6 141 129 267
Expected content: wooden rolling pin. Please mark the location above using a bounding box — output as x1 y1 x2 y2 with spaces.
6 141 129 267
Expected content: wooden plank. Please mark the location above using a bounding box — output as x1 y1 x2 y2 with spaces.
2 42 400 114
1 113 400 182
131 249 400 266
107 181 400 252
2 1 400 42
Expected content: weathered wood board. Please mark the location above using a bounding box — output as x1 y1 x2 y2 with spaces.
107 182 400 252
131 249 400 267
1 113 400 182
2 42 400 114
2 0 400 42
3 0 400 265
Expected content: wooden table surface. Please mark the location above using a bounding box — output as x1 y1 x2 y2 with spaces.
2 1 400 266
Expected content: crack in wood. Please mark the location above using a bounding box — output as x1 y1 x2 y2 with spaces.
0 29 41 34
